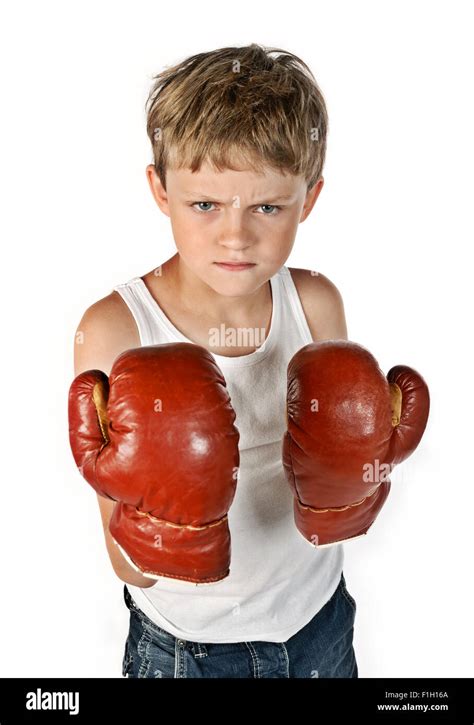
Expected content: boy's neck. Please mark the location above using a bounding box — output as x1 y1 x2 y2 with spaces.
164 253 271 324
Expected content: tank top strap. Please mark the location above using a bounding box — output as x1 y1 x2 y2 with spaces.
113 278 157 346
276 266 313 345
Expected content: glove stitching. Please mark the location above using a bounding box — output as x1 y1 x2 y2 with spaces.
299 483 382 514
132 507 229 531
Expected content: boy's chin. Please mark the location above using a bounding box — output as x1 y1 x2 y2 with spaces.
206 272 267 297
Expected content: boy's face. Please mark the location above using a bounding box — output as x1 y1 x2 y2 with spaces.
146 160 323 298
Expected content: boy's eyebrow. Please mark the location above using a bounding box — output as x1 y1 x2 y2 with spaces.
183 192 295 202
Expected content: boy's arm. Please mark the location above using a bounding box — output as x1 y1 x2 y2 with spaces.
289 268 348 342
73 292 156 588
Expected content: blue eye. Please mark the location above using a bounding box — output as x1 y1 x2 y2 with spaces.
193 202 215 212
258 204 280 215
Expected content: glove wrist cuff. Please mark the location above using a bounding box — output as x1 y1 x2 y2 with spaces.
294 481 391 547
110 503 231 584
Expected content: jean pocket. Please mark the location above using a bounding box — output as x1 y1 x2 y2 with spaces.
340 573 357 613
122 638 134 678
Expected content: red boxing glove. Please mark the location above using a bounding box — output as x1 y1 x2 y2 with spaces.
283 340 430 547
68 343 240 583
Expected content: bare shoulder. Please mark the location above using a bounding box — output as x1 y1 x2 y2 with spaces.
288 267 348 342
73 291 140 376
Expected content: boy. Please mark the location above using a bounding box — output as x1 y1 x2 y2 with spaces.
73 43 358 678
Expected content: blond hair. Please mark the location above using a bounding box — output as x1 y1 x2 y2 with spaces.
146 43 328 191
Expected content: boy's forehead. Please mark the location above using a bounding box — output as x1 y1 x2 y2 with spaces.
167 162 305 195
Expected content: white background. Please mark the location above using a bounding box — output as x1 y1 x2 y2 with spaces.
0 0 472 677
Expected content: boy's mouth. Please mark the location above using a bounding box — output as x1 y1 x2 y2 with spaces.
214 262 256 271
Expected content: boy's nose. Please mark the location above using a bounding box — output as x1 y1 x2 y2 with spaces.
218 221 255 250
218 236 253 252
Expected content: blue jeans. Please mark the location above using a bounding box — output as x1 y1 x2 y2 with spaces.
121 572 358 678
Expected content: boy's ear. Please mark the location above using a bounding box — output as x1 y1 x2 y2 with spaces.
146 164 170 216
300 176 324 222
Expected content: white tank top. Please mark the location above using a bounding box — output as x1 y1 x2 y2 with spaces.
113 265 344 643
